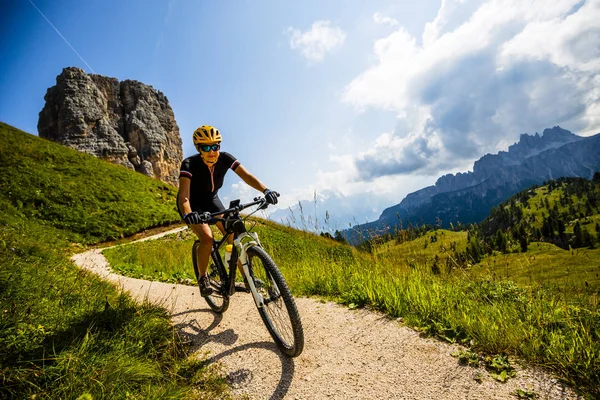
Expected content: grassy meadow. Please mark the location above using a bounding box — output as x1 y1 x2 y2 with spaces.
105 214 600 397
0 122 231 399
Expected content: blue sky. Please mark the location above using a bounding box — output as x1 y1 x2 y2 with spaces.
1 0 599 231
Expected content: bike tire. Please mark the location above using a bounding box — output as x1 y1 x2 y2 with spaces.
192 241 230 313
246 246 304 357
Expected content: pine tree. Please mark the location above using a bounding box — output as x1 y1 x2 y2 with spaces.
431 254 441 275
517 225 528 252
495 230 508 253
468 238 482 263
573 221 583 247
558 219 566 236
583 230 594 249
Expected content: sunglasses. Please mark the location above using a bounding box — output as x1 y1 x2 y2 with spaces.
199 144 220 152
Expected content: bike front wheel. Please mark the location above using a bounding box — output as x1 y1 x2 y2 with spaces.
246 246 304 357
192 241 230 313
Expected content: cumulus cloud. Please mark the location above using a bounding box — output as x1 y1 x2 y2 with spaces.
343 0 600 180
286 20 346 62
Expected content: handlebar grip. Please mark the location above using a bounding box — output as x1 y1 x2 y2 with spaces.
199 211 211 223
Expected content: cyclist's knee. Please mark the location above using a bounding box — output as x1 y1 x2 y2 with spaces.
192 224 213 244
199 235 213 248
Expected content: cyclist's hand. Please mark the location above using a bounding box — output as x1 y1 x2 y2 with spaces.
199 211 211 223
263 189 279 205
183 211 203 225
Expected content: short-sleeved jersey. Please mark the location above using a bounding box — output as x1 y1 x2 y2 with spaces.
179 152 240 210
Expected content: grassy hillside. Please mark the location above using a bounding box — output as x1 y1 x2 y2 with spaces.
480 176 600 252
0 121 180 244
104 183 600 397
0 123 229 399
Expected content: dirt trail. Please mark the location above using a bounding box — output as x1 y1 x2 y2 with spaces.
71 229 580 400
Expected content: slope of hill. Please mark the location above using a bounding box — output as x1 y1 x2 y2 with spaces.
478 175 600 252
0 121 180 244
0 122 227 399
348 127 600 242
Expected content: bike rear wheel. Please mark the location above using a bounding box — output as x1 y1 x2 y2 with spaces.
246 246 304 357
192 241 230 313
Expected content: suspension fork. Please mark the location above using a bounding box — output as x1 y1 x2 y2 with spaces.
234 232 265 308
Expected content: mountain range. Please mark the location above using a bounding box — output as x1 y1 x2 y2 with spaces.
345 126 600 242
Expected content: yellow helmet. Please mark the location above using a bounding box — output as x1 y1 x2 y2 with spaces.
193 125 222 148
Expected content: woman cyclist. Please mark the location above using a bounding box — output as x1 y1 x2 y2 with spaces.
178 125 279 296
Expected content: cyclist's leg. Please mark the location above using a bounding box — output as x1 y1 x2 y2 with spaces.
186 194 223 277
190 223 214 276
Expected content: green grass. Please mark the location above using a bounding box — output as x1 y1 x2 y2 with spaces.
104 216 600 398
103 229 198 284
473 242 600 288
0 121 180 245
0 123 231 399
375 229 469 269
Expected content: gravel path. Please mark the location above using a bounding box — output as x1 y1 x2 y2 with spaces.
71 229 580 400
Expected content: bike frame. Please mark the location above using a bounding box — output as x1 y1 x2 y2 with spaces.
207 198 268 308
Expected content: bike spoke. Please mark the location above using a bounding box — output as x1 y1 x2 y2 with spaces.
264 304 294 343
258 277 295 345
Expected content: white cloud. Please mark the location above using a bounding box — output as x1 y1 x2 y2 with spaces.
223 180 254 207
286 20 346 63
423 0 485 48
341 0 600 179
498 1 600 73
373 12 398 27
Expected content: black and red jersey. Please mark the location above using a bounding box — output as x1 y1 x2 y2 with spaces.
179 152 240 210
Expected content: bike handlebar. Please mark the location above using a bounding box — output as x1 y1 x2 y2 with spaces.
198 193 279 224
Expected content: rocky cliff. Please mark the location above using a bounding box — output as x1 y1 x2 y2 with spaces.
38 67 183 186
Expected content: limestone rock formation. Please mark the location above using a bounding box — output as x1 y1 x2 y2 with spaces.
38 67 183 186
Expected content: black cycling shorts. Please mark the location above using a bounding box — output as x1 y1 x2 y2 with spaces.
178 193 225 220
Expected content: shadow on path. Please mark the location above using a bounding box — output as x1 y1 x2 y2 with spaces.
156 288 298 399
173 309 239 351
172 307 295 400
203 341 296 400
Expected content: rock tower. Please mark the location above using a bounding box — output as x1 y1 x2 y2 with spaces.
38 67 183 186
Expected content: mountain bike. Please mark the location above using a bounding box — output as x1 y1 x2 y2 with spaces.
191 196 304 357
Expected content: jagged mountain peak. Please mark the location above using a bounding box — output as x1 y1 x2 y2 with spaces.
506 126 579 158
541 125 578 141
474 127 581 176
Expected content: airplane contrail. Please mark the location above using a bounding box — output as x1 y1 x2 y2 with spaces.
28 0 96 74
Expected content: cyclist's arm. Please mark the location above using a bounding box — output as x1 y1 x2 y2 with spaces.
178 177 193 215
233 165 268 193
